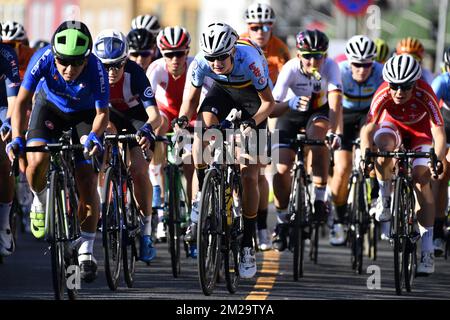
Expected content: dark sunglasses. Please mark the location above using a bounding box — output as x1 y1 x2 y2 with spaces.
301 52 325 60
163 51 186 59
352 62 373 69
56 57 85 67
249 24 272 32
204 53 231 62
130 51 153 58
103 60 126 72
389 82 415 91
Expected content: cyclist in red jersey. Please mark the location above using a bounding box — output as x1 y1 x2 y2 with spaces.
146 26 198 242
361 54 446 276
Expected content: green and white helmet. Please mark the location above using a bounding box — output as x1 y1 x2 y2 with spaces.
51 20 92 60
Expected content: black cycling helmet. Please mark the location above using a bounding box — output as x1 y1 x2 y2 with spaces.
444 46 450 66
51 20 92 60
127 28 156 52
296 29 329 52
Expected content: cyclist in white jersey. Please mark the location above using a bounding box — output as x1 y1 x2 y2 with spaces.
270 29 343 251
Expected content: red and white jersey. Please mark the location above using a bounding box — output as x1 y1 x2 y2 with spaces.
367 79 443 127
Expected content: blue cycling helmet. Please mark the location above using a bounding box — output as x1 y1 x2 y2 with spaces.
93 29 128 64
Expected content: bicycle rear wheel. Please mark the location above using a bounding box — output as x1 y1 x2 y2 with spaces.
197 169 222 296
167 164 182 278
291 168 306 281
224 171 243 293
102 167 122 291
392 177 406 295
123 178 140 288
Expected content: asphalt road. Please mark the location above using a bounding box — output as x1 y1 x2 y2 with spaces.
1 205 450 301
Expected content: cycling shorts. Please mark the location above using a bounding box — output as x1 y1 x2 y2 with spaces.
109 106 148 149
198 82 268 156
273 105 329 151
27 90 96 164
341 109 367 151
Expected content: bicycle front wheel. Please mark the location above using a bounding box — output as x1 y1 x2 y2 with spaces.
197 169 222 296
102 167 122 291
291 168 306 281
392 177 406 295
167 164 182 278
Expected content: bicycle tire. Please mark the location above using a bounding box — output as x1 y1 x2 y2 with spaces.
66 172 80 300
309 223 319 264
123 178 139 288
167 164 181 278
102 166 122 291
404 185 417 292
291 167 306 281
197 169 222 296
392 177 406 295
224 171 243 293
47 171 66 300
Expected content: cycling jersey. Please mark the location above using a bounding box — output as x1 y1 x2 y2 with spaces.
109 59 156 112
272 57 342 109
339 60 383 111
239 33 290 84
367 80 442 149
0 44 21 109
147 56 193 123
190 38 270 91
368 80 442 126
22 45 109 113
432 72 450 107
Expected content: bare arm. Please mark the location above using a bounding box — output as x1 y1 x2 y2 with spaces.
431 125 446 161
91 106 109 137
360 122 378 155
254 86 275 125
179 84 202 121
327 90 342 134
145 105 162 129
11 87 33 139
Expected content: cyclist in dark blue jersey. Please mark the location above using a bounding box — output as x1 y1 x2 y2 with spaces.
0 24 21 257
175 23 275 279
93 29 161 262
7 21 109 283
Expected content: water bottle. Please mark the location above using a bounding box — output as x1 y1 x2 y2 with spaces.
225 185 233 226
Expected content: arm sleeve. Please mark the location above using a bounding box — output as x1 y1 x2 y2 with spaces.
431 75 446 102
146 61 160 96
21 48 52 92
0 47 20 97
190 55 206 88
136 66 157 108
326 59 343 92
93 59 110 109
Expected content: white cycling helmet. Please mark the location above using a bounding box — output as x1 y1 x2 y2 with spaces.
199 23 238 57
245 3 276 24
383 54 422 84
93 29 128 64
345 35 376 63
131 14 161 36
1 21 27 41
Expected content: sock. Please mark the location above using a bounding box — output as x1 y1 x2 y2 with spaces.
242 216 256 248
149 164 162 187
378 180 392 198
78 231 96 255
257 209 268 230
421 227 434 253
370 177 379 201
434 217 446 239
314 185 327 202
335 204 347 223
143 215 152 236
190 193 200 223
276 208 289 224
31 187 47 208
196 166 206 191
0 202 12 230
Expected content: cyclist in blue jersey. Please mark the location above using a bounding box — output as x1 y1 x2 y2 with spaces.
431 46 450 256
329 35 383 245
93 29 160 262
0 24 21 257
6 21 110 282
174 23 275 279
